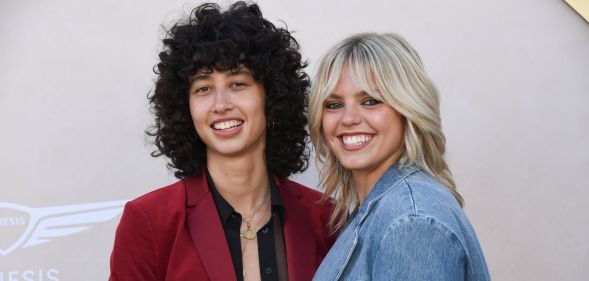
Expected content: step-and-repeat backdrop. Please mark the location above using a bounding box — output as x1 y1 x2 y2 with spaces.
1 0 588 280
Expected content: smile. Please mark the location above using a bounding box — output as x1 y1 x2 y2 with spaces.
341 134 372 146
212 120 243 131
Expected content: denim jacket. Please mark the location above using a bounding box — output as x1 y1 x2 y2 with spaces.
313 165 491 281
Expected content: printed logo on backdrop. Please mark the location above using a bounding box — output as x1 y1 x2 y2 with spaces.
0 201 127 256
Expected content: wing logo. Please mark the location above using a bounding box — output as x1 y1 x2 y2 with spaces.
0 200 127 256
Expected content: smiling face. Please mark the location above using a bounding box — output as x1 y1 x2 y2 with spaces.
188 67 267 160
321 64 405 178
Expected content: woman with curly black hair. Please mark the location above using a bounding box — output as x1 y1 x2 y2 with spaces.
109 2 334 281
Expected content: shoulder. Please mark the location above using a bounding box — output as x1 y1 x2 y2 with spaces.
278 178 333 217
122 179 188 221
111 180 192 279
377 169 463 225
367 169 475 249
366 169 490 280
279 178 335 256
371 169 481 254
278 178 329 205
129 180 186 207
279 178 334 225
115 179 192 243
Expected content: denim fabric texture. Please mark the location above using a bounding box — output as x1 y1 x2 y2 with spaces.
313 165 491 281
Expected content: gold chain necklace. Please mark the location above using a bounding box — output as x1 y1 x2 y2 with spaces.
240 201 271 279
241 188 270 240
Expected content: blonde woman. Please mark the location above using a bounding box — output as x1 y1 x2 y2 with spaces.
309 33 491 281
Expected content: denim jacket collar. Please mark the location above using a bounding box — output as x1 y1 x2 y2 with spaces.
355 164 420 225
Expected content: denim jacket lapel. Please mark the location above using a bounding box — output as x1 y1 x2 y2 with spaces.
355 165 419 225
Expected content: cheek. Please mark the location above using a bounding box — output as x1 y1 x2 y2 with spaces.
381 111 405 140
321 114 336 136
391 111 405 134
251 86 266 110
189 103 201 122
248 104 266 125
255 101 266 120
321 114 340 150
188 101 209 130
247 93 266 120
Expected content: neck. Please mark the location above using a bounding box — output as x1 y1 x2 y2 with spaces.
352 172 379 206
207 150 269 215
352 157 400 206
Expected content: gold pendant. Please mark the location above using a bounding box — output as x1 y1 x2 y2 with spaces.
243 228 256 240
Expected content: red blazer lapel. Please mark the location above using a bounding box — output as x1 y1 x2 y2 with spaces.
276 177 317 281
185 175 237 281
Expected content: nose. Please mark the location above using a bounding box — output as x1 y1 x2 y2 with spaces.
212 88 234 113
341 104 361 126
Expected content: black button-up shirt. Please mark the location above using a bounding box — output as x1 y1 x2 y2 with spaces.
206 170 284 281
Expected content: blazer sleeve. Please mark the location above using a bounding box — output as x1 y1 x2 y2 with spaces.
372 216 466 281
317 198 336 259
109 201 158 281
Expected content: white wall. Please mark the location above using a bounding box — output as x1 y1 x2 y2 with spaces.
1 0 587 280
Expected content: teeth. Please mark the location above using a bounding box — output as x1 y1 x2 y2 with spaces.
213 120 242 130
342 135 371 146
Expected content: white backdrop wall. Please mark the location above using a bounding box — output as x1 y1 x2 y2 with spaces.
1 0 587 280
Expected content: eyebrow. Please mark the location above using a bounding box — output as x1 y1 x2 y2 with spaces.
190 74 211 84
189 68 253 84
327 91 370 99
227 68 253 78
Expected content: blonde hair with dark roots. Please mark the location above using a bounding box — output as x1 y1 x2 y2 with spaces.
309 33 464 233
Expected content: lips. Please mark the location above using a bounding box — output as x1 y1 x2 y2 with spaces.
211 119 243 130
210 118 244 138
342 134 372 146
339 133 373 151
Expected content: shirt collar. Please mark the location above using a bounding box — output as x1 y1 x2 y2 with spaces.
206 168 284 226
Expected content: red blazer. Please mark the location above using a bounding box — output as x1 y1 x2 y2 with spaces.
109 173 334 281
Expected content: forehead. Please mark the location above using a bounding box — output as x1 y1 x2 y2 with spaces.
334 66 362 90
330 64 381 99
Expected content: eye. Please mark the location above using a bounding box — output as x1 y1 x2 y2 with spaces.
194 86 212 95
325 101 343 110
231 81 248 89
362 98 383 106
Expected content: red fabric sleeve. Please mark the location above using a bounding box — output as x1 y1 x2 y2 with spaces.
109 201 158 281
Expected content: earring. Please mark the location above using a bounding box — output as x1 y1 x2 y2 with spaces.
336 160 344 185
267 119 278 130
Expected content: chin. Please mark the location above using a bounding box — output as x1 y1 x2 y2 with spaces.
339 158 371 172
208 143 247 156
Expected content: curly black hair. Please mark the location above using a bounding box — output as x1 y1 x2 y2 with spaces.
147 1 310 179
